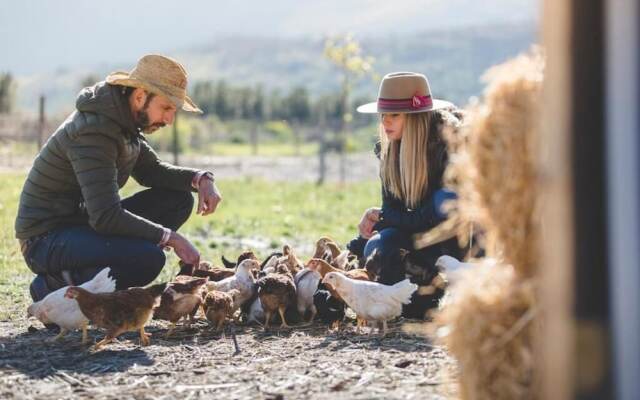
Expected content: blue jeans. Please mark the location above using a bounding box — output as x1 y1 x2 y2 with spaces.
23 187 194 290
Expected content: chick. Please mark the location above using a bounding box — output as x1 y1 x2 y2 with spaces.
27 268 116 344
206 259 259 312
312 236 338 259
313 288 345 330
203 289 239 331
255 264 296 330
65 282 167 349
321 273 417 336
154 276 208 338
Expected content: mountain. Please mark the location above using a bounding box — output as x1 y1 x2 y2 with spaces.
12 22 537 115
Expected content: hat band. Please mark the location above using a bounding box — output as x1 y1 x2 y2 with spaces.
378 94 433 111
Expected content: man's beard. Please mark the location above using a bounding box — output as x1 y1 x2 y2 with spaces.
135 109 166 133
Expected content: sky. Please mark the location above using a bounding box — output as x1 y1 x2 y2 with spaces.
0 0 538 76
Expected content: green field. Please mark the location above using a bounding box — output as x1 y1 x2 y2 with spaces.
0 173 379 320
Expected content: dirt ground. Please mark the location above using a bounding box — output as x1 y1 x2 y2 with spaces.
0 317 458 400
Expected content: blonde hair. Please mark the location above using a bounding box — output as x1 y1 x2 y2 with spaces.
379 112 434 209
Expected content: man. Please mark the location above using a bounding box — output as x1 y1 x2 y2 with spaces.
15 54 221 301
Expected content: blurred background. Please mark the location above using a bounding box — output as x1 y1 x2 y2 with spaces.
0 0 538 182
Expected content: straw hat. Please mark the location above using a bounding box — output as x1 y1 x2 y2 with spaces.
357 72 452 114
106 54 202 113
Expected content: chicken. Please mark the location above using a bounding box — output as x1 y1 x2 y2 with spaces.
294 268 322 323
178 260 235 282
203 289 239 331
321 272 417 336
27 268 116 344
279 244 304 275
313 289 345 330
255 264 296 330
306 258 369 302
313 236 338 259
64 282 167 349
221 250 258 269
206 259 259 312
154 276 208 338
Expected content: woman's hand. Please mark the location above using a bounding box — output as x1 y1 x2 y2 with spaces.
358 207 381 239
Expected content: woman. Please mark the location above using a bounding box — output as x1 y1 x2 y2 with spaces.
347 72 464 318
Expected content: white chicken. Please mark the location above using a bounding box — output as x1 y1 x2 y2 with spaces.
322 272 417 336
435 255 494 284
27 267 116 343
206 259 258 312
294 268 321 323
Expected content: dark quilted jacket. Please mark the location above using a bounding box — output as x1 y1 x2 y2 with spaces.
15 82 198 242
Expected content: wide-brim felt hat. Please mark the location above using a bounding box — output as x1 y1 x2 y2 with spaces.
357 71 452 114
106 54 202 113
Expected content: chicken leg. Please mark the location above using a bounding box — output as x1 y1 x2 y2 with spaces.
263 311 272 331
48 328 68 342
140 327 151 346
81 321 89 345
278 306 290 329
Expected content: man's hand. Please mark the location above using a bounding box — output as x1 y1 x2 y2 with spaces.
197 177 222 216
167 231 200 265
358 207 381 239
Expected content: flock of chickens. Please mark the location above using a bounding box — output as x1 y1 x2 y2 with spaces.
27 237 459 351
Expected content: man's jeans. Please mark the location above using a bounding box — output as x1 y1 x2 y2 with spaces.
22 188 194 290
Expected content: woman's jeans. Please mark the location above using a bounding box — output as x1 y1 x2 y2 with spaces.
23 188 194 290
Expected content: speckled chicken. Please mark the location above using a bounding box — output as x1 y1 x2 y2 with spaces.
206 259 259 312
65 282 167 349
203 289 239 331
255 264 296 330
154 276 208 337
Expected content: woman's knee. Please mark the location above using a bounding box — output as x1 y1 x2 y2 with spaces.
363 228 410 259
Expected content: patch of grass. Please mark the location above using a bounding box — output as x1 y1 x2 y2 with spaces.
0 173 380 319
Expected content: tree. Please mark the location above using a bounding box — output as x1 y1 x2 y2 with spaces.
285 86 311 124
0 73 15 114
323 34 376 183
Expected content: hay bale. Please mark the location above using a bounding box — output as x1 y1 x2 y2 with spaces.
431 49 545 400
435 263 539 400
443 49 544 277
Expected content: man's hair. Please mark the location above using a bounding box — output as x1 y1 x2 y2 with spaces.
119 85 156 108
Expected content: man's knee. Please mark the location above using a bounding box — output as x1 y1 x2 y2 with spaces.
116 243 166 289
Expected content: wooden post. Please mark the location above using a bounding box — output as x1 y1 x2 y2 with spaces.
251 123 258 156
37 95 45 150
172 112 179 165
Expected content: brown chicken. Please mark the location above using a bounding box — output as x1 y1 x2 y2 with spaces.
255 264 296 330
64 283 167 349
279 244 304 275
178 260 235 281
203 289 239 331
154 276 208 338
221 250 258 269
306 258 369 302
312 237 338 259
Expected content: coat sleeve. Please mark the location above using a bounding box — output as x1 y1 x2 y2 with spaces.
66 132 165 242
132 138 200 191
